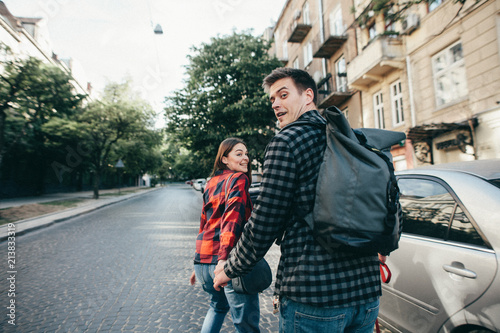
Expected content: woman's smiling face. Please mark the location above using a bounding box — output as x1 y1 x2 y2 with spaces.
222 143 249 173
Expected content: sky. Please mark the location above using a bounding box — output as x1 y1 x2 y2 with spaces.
3 0 287 126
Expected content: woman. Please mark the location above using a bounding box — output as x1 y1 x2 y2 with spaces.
189 138 259 333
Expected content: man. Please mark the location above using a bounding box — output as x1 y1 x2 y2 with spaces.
214 68 382 332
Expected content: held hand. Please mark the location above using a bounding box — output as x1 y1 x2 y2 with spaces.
214 260 226 276
189 271 196 285
213 270 230 291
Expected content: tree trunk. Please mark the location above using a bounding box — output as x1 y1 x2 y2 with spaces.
93 171 100 199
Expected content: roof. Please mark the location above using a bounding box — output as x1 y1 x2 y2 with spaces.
0 1 19 30
404 159 500 180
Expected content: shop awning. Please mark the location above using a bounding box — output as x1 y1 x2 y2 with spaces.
407 118 477 143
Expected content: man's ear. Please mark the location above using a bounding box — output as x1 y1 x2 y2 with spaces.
304 88 314 105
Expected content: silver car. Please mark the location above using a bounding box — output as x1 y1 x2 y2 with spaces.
379 159 500 333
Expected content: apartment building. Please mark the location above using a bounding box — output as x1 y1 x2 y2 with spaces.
0 1 90 97
270 0 500 168
271 0 364 128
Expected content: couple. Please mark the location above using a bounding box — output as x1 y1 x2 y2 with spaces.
190 68 386 333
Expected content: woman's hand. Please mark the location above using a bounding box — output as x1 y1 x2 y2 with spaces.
214 260 230 291
189 271 196 285
214 260 226 276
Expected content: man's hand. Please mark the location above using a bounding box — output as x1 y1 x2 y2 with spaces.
189 271 196 285
213 260 230 291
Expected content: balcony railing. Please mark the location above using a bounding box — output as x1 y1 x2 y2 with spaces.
316 74 354 109
287 19 312 43
347 35 405 89
313 20 348 58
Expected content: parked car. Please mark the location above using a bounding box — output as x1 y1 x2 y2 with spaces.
379 159 500 333
192 178 206 193
249 173 262 203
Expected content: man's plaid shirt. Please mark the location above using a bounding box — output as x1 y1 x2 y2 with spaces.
194 170 252 264
225 110 381 307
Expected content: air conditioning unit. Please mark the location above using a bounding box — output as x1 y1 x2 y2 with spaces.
402 13 420 35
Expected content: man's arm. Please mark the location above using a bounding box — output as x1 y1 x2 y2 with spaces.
214 136 297 289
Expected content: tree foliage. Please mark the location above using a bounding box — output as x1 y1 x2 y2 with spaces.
164 31 282 177
353 0 468 28
1 46 86 193
43 80 163 198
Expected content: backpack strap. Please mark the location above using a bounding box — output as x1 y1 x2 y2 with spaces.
274 119 326 246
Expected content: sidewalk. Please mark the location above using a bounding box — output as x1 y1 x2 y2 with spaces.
0 186 161 241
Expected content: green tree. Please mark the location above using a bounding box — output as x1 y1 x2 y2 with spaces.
1 47 86 193
116 129 163 184
44 80 162 198
164 31 282 176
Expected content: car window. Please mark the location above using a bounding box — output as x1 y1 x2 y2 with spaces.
488 178 500 189
398 177 487 247
447 206 486 246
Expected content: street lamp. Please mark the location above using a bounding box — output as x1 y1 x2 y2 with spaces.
115 159 125 194
153 23 163 35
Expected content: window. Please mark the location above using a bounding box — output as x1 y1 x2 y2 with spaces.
293 57 300 69
429 0 443 12
432 42 468 107
342 107 349 123
335 56 347 92
398 178 487 247
390 80 404 126
373 92 385 129
385 20 396 37
282 41 288 60
330 6 344 36
22 23 36 38
394 155 407 171
303 2 310 25
369 24 377 40
303 42 313 66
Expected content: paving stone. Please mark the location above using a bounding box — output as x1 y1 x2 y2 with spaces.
0 186 282 332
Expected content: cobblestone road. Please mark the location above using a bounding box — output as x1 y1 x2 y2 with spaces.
1 185 281 332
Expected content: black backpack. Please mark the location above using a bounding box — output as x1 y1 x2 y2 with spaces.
294 106 406 255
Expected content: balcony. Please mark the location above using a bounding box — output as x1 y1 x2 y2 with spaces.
313 21 348 58
347 35 405 89
316 74 354 109
278 57 289 66
287 20 312 43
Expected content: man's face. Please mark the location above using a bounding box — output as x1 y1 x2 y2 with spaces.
269 77 312 128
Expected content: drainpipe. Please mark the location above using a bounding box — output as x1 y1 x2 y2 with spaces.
318 0 327 79
406 55 416 127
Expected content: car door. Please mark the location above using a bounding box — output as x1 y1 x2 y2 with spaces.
379 175 497 333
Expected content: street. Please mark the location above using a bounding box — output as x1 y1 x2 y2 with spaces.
1 184 280 332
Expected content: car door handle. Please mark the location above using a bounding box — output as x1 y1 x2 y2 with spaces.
442 264 477 279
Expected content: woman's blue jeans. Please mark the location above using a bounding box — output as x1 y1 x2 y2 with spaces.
194 263 260 333
279 297 379 333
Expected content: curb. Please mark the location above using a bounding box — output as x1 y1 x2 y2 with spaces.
0 187 162 242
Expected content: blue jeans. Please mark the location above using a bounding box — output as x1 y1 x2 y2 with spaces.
279 297 379 333
194 263 260 333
